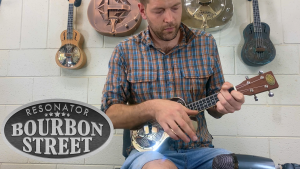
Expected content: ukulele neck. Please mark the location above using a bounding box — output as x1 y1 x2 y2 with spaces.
67 3 74 40
253 0 262 33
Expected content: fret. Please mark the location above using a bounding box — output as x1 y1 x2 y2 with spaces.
187 93 219 111
67 3 74 40
252 0 262 33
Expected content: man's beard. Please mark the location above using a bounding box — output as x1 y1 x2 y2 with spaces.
148 20 180 41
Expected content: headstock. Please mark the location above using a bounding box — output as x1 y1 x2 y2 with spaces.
69 0 76 4
235 71 279 101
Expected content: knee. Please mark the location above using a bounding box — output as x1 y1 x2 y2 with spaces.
142 159 177 169
214 148 232 155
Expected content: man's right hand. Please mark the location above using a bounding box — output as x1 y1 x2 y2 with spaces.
145 99 199 143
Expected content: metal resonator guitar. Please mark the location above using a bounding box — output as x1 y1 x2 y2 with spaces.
132 71 279 152
241 0 276 66
181 0 234 32
87 0 142 37
55 0 86 69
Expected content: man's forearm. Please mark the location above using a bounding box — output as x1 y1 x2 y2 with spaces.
105 100 155 130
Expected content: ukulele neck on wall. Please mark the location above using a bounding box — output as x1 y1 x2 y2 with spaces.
241 0 276 66
55 0 86 69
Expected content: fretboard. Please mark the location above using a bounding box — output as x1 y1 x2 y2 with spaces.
186 93 219 111
67 3 74 40
252 0 262 33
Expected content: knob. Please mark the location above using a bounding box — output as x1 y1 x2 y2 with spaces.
254 95 258 101
268 91 274 97
259 71 264 75
245 76 249 80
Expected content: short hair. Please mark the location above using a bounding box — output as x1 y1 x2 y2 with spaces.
140 0 149 6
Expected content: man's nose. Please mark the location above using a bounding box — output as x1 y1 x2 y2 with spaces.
164 9 174 23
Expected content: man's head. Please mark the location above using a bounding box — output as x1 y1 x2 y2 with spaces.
138 0 182 41
139 0 149 7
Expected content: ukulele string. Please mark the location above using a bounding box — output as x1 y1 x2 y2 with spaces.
235 77 264 90
258 0 263 60
255 0 260 59
253 0 258 59
67 3 74 49
237 85 266 94
254 0 262 60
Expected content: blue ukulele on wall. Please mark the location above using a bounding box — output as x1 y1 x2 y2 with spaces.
241 0 276 66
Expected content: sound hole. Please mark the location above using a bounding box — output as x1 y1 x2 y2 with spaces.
57 44 81 68
242 39 275 65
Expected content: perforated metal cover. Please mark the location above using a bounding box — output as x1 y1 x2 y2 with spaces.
212 154 236 169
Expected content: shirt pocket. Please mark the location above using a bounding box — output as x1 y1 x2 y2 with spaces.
180 66 213 101
127 70 158 102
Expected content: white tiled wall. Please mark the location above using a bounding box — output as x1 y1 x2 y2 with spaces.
20 0 49 49
0 0 299 168
282 0 300 43
0 0 22 49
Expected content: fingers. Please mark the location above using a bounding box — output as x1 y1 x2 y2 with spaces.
160 110 198 143
221 82 233 90
161 123 179 140
217 82 245 114
231 90 245 104
184 106 199 116
168 121 190 142
176 115 198 141
155 100 198 143
183 107 199 132
218 91 236 113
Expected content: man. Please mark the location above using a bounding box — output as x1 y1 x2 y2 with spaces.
101 0 245 168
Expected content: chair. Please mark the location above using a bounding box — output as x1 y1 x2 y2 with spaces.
122 129 131 158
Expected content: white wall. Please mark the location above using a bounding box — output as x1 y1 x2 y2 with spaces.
0 0 299 168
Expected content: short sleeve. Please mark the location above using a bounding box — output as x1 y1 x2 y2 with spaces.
101 44 130 113
206 38 225 96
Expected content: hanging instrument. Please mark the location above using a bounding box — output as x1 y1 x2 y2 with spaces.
181 0 233 32
87 0 142 37
241 0 276 66
55 0 86 69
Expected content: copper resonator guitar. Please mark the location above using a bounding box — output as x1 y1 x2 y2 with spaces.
87 0 142 37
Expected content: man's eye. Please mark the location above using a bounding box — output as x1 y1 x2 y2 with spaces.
172 8 178 10
155 10 163 14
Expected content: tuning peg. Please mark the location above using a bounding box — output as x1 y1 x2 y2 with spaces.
245 76 249 80
254 95 258 101
268 91 274 97
259 71 264 75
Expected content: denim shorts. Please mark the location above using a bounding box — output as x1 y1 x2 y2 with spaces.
121 140 231 169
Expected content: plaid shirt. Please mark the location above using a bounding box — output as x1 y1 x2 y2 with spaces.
101 23 225 154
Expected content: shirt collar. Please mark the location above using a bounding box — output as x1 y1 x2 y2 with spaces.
141 23 196 48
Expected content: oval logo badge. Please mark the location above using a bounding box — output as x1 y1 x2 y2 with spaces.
1 99 114 162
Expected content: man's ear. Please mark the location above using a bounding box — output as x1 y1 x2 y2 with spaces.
138 3 147 20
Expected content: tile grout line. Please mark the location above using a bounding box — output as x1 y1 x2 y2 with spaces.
46 0 50 48
19 0 24 49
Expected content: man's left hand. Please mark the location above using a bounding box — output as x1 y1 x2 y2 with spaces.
216 82 245 114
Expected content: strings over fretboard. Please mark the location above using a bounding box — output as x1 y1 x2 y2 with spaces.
186 93 219 111
67 4 74 40
253 0 262 33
